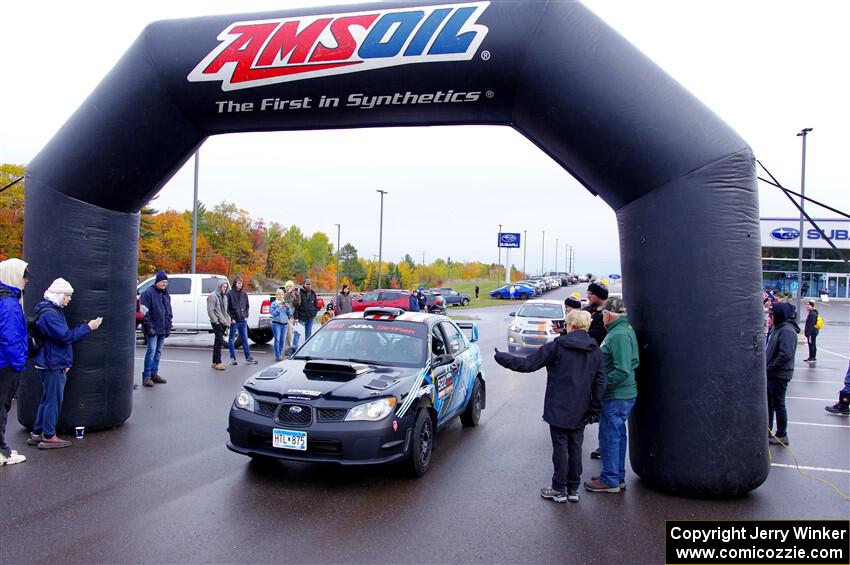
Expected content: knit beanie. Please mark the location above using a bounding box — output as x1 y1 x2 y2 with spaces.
565 296 582 309
587 282 609 299
155 271 168 283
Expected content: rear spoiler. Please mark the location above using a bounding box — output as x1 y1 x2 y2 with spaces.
455 321 479 343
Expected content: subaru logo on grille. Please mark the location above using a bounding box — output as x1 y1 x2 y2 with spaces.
770 227 800 241
289 406 303 414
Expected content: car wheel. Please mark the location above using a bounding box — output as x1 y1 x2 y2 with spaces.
461 298 469 306
248 329 273 345
520 293 529 300
406 410 434 477
460 378 483 427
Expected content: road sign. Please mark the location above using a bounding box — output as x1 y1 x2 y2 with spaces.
609 274 622 279
498 232 521 248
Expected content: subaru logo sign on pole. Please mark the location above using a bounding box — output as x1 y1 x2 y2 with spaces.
498 232 521 248
770 227 800 241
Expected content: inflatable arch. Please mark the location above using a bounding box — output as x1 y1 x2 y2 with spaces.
21 1 766 496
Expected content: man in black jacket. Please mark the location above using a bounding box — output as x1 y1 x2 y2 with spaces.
584 282 608 345
227 275 257 365
803 300 819 362
495 309 607 503
766 301 799 446
296 279 319 342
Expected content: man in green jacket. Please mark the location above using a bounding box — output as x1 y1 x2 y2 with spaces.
585 297 639 493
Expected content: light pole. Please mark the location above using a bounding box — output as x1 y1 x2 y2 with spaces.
564 242 568 274
541 230 545 275
334 223 341 294
795 128 812 316
497 223 502 280
523 229 527 276
555 237 559 272
191 149 200 273
376 190 387 290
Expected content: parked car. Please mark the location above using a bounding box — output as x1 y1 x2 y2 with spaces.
422 291 448 315
352 289 411 312
516 280 545 296
489 283 535 300
137 273 272 344
429 287 471 307
506 299 566 353
227 307 485 477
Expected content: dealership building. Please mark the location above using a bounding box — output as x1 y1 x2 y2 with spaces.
761 218 850 299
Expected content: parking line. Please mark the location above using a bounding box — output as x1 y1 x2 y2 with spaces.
818 347 850 360
134 357 200 365
789 420 850 429
790 380 844 385
787 396 835 401
771 463 850 475
136 345 268 355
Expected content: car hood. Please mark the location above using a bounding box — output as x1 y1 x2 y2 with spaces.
243 359 422 402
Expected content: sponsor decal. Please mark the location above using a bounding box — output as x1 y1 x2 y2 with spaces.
286 388 322 397
770 227 800 241
188 2 490 91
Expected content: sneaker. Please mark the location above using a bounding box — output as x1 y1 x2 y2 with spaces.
825 404 850 416
231 359 238 366
768 435 790 446
540 487 567 503
213 363 226 371
567 489 580 503
143 378 154 387
246 358 258 365
0 450 26 465
591 476 626 489
584 478 621 493
151 375 167 384
38 436 72 449
590 448 601 460
26 433 43 446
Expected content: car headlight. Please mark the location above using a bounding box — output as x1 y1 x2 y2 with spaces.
235 389 255 412
344 397 397 421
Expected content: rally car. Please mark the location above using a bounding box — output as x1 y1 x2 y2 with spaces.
227 308 485 477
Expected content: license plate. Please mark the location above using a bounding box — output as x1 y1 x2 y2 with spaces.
272 429 307 451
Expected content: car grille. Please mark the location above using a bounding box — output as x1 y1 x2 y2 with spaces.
522 330 547 336
256 401 277 417
317 408 348 421
276 403 312 426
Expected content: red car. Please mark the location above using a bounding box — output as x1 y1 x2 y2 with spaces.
352 289 413 312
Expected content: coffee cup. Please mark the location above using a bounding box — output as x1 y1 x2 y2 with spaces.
75 426 85 439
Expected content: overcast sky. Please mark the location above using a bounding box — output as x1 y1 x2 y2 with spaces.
3 1 848 277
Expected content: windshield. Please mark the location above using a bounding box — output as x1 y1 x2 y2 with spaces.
516 304 563 319
295 319 427 367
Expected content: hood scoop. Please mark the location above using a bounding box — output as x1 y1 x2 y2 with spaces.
363 375 400 391
256 367 286 380
303 360 373 381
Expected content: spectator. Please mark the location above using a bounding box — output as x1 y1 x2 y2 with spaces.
509 284 516 300
565 293 582 313
495 309 606 503
284 280 298 349
824 361 850 416
584 297 639 494
29 278 102 449
584 282 608 345
765 302 799 446
321 302 335 325
270 288 290 362
0 258 29 465
206 279 230 370
416 288 427 312
227 275 257 365
335 284 352 315
296 279 319 342
408 290 420 312
140 271 172 387
475 285 480 300
803 300 819 362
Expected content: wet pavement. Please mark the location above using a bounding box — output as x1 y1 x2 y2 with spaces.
2 287 848 564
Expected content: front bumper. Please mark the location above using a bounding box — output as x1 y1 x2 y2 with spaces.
228 405 413 465
507 329 555 350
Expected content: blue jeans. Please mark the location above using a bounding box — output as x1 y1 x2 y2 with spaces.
34 368 67 438
303 318 314 342
272 322 288 358
598 398 636 487
143 334 166 379
228 320 252 360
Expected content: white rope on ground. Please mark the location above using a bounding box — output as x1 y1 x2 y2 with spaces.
767 428 850 502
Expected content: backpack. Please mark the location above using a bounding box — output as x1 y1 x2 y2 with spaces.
26 310 48 358
815 314 824 331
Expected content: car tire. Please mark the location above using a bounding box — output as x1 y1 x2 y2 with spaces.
520 293 529 300
248 329 273 345
460 377 483 427
461 298 469 306
406 410 434 477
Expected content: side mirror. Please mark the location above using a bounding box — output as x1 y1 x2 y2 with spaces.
433 353 454 367
508 312 516 317
284 346 297 358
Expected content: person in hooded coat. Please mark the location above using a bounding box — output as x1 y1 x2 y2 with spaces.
765 301 799 446
494 309 607 503
30 278 102 449
0 258 29 465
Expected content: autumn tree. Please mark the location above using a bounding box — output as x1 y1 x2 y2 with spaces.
0 164 25 260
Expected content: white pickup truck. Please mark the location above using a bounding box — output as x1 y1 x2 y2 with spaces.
137 273 273 344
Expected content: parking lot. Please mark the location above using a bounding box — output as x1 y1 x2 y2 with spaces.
2 288 848 564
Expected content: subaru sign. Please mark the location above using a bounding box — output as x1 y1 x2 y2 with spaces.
498 232 521 248
770 227 800 241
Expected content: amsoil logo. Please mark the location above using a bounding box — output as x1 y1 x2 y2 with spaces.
188 2 490 91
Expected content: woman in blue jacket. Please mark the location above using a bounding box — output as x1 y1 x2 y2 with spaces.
28 278 102 450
